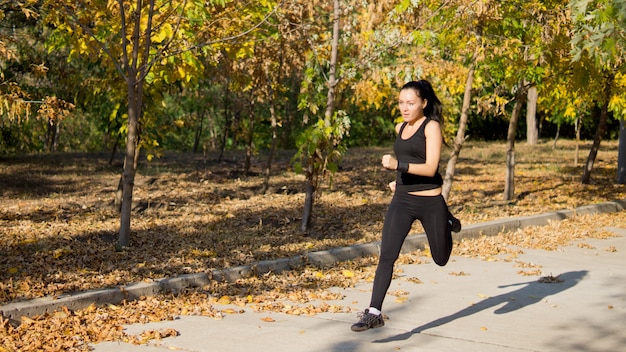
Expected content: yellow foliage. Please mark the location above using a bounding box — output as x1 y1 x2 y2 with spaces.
177 65 186 81
153 23 173 43
563 105 577 119
353 80 390 110
608 72 626 117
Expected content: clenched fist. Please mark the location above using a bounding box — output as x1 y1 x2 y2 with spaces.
382 154 398 170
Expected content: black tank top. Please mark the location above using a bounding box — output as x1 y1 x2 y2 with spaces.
394 119 443 192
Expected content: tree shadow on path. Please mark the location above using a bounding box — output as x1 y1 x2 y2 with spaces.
374 270 588 344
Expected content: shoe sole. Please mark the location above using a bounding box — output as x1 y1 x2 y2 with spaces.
351 323 384 332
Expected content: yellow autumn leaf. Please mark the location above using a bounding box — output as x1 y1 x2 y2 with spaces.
217 295 231 305
177 65 186 80
395 296 408 303
53 311 68 319
342 270 355 278
153 23 173 43
20 316 36 324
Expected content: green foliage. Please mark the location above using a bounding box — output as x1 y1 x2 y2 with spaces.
294 110 350 190
570 0 626 68
570 0 626 122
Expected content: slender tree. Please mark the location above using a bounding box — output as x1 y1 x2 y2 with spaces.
504 81 529 201
45 0 277 247
298 0 343 234
570 0 626 184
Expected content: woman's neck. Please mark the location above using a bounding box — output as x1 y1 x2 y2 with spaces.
406 116 426 126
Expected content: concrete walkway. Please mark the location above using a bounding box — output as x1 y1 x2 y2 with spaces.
91 227 626 352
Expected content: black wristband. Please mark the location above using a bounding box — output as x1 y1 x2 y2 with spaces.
397 161 409 173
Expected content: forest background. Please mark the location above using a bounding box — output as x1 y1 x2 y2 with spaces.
2 1 626 249
1 0 626 247
1 1 626 349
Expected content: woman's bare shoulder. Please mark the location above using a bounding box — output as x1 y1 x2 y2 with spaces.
394 122 404 134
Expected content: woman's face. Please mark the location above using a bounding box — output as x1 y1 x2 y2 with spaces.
398 88 427 123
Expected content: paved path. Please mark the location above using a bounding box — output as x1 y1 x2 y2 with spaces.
92 227 626 352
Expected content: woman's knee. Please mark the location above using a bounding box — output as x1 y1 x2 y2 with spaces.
432 254 450 266
431 242 452 266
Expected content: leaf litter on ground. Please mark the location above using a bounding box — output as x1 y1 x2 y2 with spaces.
1 140 625 350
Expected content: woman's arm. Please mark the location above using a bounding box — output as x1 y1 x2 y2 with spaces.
419 120 442 177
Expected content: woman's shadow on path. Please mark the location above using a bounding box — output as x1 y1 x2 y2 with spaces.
374 270 588 344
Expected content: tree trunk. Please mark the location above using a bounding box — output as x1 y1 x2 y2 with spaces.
261 41 284 194
301 0 340 234
617 118 626 184
46 118 60 152
574 115 581 166
193 91 207 154
218 77 231 163
301 180 315 234
193 112 203 154
503 82 527 201
117 0 153 249
262 97 279 194
109 133 120 165
244 100 255 175
582 75 613 184
526 86 538 145
552 123 560 149
118 82 141 248
442 63 474 201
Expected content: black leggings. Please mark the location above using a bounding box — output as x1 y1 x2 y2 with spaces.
369 192 453 310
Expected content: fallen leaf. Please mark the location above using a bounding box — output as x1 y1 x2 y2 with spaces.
217 295 231 305
449 271 469 276
342 270 355 278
